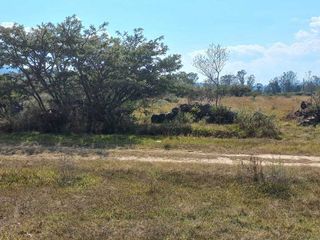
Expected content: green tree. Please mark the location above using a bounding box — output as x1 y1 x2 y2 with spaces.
279 71 298 93
266 78 281 94
237 70 247 85
0 16 182 133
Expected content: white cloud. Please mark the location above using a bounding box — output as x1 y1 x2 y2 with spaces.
0 22 15 28
0 21 32 33
186 16 320 83
310 17 320 29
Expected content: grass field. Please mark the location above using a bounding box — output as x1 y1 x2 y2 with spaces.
0 121 320 156
1 96 320 239
0 157 319 239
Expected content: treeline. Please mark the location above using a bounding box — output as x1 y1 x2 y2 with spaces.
171 69 320 105
264 71 320 95
0 16 318 134
220 70 320 95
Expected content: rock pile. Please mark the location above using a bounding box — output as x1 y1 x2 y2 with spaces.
294 101 320 126
151 103 236 124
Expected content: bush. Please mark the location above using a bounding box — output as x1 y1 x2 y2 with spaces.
237 111 280 139
228 84 252 97
237 157 292 199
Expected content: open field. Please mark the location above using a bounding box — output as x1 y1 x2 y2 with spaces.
1 4 320 239
1 96 320 239
149 95 307 119
0 152 320 239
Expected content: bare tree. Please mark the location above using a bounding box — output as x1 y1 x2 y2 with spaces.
193 44 229 105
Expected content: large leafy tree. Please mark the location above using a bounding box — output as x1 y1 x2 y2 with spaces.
0 16 182 133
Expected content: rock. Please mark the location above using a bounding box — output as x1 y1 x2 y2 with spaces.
294 101 320 126
301 101 308 110
179 104 193 113
151 114 166 124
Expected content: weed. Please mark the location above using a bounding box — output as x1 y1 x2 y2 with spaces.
238 157 292 198
163 143 172 150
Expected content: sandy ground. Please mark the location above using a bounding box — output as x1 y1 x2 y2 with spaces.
109 149 320 167
1 147 320 167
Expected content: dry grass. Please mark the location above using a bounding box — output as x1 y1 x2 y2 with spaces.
145 96 308 119
131 95 320 155
222 95 308 119
0 96 319 239
0 156 319 239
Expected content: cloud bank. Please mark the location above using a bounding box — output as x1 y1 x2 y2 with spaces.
0 22 15 28
186 16 320 83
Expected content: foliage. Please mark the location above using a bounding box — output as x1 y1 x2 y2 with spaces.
0 16 182 133
237 111 280 139
169 72 199 99
228 84 252 97
0 74 25 130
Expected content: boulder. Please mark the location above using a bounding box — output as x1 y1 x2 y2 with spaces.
179 104 193 113
151 114 166 124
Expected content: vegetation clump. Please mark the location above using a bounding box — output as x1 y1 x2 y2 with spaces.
237 111 281 139
0 16 182 133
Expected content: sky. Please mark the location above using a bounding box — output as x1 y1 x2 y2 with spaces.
1 0 320 83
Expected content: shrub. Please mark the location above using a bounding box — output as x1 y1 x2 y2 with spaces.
173 112 195 124
237 111 280 139
259 162 292 199
238 157 292 199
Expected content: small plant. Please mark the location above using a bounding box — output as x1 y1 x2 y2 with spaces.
238 157 292 199
172 112 195 124
147 171 160 196
238 156 264 183
163 143 172 150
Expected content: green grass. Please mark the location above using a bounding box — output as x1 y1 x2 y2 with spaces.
0 132 141 148
0 96 318 239
0 158 319 239
0 128 320 155
0 96 319 155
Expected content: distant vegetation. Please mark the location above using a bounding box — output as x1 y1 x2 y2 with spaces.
0 16 319 136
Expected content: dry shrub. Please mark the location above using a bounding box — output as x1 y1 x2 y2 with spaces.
238 157 292 199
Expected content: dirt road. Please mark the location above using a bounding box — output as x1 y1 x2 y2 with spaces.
109 149 320 167
1 147 320 167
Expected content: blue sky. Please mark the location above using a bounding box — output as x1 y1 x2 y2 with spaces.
1 0 320 83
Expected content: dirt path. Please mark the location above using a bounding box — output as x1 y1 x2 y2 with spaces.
1 148 320 167
108 149 320 167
